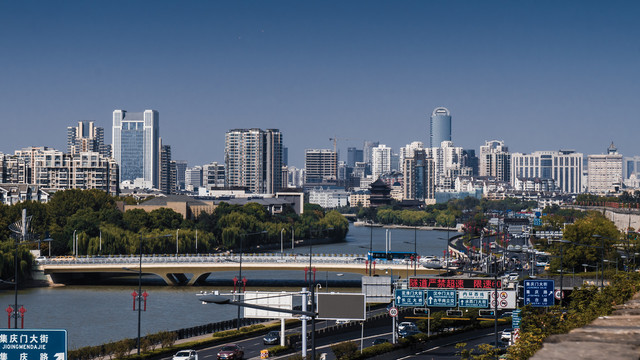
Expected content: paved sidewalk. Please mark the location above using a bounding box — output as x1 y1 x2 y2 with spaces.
531 291 640 360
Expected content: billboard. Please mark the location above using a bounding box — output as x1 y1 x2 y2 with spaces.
362 276 392 303
243 291 295 319
317 293 366 321
409 277 501 290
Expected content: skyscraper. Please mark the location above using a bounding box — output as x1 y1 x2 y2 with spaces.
112 110 160 188
429 107 452 148
371 144 392 180
479 140 510 182
67 121 110 157
159 143 173 194
347 147 363 168
225 128 283 194
304 149 338 184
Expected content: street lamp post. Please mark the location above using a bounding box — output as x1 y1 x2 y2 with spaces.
592 235 608 288
236 230 267 331
176 229 180 257
369 221 373 276
135 233 171 356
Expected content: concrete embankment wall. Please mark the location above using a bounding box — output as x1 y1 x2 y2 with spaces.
531 290 640 359
566 205 640 232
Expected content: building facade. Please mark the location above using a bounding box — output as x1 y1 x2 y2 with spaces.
67 121 110 157
304 149 338 184
402 149 435 202
112 110 160 188
511 150 583 193
587 143 623 194
429 107 451 148
371 144 392 180
479 140 511 182
225 128 283 194
1 147 118 195
203 162 225 189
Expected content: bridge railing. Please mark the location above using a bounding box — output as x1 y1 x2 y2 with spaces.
38 253 371 266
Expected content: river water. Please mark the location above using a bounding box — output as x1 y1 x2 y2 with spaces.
0 224 452 349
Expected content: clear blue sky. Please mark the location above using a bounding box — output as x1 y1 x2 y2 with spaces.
1 0 639 168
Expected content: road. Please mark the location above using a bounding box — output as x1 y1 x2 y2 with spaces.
160 320 506 360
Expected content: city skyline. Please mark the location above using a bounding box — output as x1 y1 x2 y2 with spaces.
1 1 639 168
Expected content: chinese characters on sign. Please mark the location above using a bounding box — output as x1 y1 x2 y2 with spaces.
395 289 425 307
524 280 555 307
409 277 502 290
458 290 489 308
426 290 456 307
0 329 67 360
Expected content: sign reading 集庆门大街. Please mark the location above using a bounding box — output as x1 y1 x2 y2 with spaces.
0 329 67 360
409 277 501 290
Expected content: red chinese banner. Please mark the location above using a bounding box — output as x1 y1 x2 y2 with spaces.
408 277 501 289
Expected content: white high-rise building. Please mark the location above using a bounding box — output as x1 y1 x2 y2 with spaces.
428 141 467 189
371 144 392 180
399 141 424 173
112 110 159 189
225 128 282 194
587 143 623 194
479 140 511 182
185 166 203 189
511 150 583 193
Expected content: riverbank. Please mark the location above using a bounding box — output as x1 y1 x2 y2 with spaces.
352 221 459 232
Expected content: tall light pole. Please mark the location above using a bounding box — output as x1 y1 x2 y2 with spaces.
176 229 180 257
136 234 171 355
414 226 417 276
368 221 373 276
236 230 267 331
592 235 609 288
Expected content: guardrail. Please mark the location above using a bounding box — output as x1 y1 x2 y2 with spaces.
38 253 425 267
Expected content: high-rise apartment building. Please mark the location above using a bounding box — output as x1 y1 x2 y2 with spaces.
371 144 392 180
479 140 511 182
159 143 173 194
403 149 435 202
112 110 160 188
2 147 118 194
363 141 379 165
304 149 337 184
203 162 225 189
587 143 623 194
428 141 468 190
511 150 583 193
429 107 452 148
225 128 283 194
399 141 424 174
67 121 110 157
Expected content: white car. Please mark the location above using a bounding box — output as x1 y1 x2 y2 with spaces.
173 350 198 360
501 328 513 341
397 321 417 332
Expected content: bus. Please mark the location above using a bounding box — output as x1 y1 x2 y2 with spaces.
367 251 418 262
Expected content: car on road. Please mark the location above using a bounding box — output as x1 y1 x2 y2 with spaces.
217 344 244 360
397 321 417 332
501 328 513 341
172 350 198 360
398 328 421 338
263 331 280 345
508 273 519 281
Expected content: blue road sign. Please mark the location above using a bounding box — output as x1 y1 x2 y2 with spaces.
426 290 456 307
0 329 67 360
512 309 522 329
524 279 555 307
395 289 425 307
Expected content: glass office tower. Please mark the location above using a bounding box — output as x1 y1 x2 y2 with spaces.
112 110 159 188
429 107 452 148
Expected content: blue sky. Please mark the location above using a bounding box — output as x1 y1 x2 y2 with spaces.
1 1 639 168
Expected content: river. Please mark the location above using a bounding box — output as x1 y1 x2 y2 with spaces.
0 224 454 349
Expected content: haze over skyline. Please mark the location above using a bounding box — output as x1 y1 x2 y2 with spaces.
1 1 639 168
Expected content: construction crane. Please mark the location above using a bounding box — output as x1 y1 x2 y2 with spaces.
329 136 350 154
